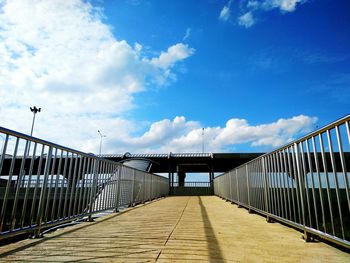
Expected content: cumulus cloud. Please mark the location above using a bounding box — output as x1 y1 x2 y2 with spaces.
0 0 194 151
150 43 195 70
238 12 255 28
107 115 318 153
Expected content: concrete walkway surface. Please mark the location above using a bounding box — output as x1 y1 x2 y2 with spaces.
0 196 349 262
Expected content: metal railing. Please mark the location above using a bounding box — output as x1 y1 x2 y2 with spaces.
171 181 213 196
0 126 168 240
214 114 350 249
172 182 211 187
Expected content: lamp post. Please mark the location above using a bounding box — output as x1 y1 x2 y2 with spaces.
98 130 106 156
30 106 41 136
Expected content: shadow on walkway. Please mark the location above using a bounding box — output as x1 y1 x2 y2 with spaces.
198 196 225 261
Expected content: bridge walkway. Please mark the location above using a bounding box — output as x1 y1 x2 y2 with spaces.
0 196 348 262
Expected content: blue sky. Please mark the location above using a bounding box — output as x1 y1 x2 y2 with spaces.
0 0 349 154
101 0 350 124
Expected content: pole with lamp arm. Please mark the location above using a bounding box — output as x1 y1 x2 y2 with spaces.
98 130 106 156
30 106 41 136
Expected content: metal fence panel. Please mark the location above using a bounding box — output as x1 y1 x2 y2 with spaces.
0 126 169 240
214 115 350 249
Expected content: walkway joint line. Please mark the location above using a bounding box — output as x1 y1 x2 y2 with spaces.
155 196 190 261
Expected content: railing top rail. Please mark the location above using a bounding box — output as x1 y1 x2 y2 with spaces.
215 114 350 179
0 126 169 179
0 126 95 157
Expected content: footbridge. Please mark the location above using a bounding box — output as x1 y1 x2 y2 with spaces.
0 115 349 261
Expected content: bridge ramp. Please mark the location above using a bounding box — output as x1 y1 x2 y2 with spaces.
0 196 348 262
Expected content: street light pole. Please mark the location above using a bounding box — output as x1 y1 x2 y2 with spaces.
30 106 41 136
98 130 106 156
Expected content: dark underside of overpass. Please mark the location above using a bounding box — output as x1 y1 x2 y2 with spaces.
102 153 264 174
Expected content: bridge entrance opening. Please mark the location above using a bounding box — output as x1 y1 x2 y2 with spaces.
169 171 214 196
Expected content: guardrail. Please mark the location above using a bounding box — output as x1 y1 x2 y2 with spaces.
171 181 213 196
172 182 211 187
214 114 350 249
0 126 168 240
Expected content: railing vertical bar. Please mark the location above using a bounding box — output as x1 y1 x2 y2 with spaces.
305 138 319 230
282 149 291 220
68 154 79 218
0 134 9 176
326 129 345 239
51 149 63 221
81 158 91 213
63 153 74 219
20 142 37 228
299 142 312 228
246 165 250 209
77 156 87 215
275 152 284 218
277 151 287 219
286 147 296 222
335 126 350 214
10 140 29 230
73 156 84 216
267 155 276 215
83 158 93 214
30 144 45 226
262 157 270 215
57 151 68 220
319 133 335 235
291 145 302 224
311 136 327 233
35 146 53 237
43 147 58 223
115 165 121 211
0 137 19 232
294 142 309 240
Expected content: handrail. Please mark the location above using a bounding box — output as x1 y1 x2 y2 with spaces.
0 126 169 240
215 114 350 179
214 114 350 249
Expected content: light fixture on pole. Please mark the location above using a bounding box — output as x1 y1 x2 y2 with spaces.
98 130 106 156
30 106 41 136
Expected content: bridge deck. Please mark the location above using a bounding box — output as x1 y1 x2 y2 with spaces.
0 196 348 262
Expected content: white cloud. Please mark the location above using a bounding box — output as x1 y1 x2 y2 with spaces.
238 12 255 28
150 43 195 70
0 0 194 153
263 0 304 12
219 6 231 21
233 0 307 28
219 0 234 21
105 115 317 153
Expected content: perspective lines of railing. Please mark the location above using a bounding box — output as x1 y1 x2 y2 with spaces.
0 126 169 240
214 114 350 249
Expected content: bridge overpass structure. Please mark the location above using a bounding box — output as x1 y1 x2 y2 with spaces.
0 114 349 261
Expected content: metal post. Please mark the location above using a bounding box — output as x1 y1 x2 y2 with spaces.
34 146 53 238
246 165 251 213
87 159 98 221
130 169 136 207
294 143 309 241
115 166 121 212
142 172 146 203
